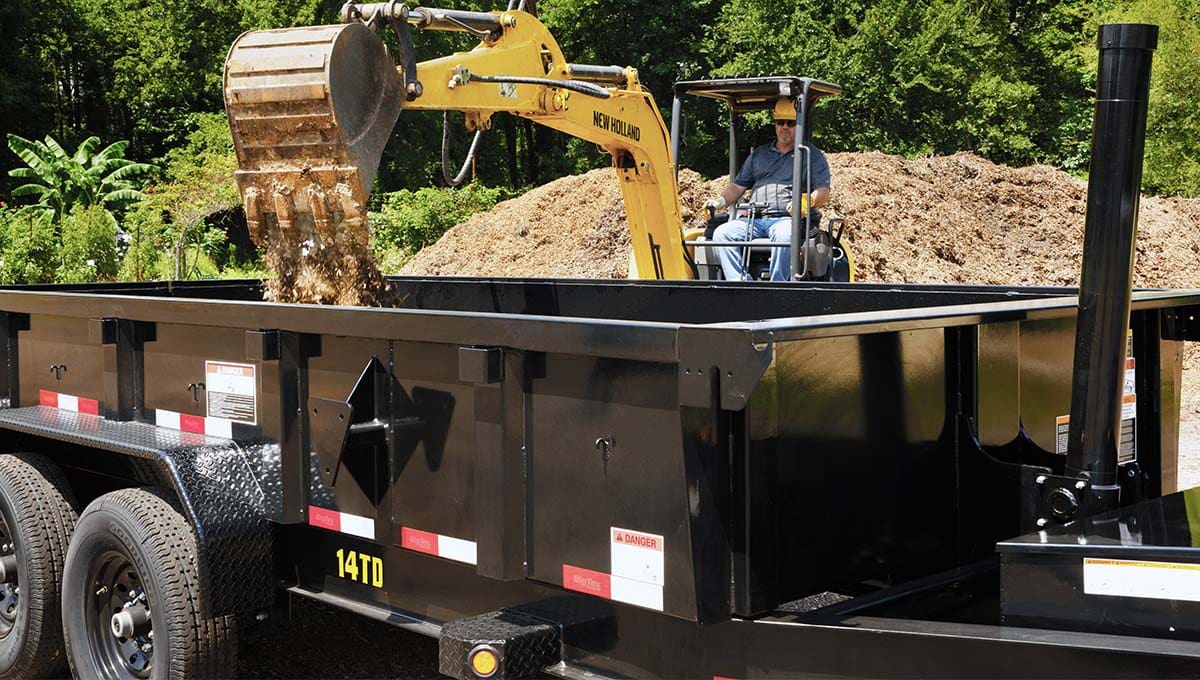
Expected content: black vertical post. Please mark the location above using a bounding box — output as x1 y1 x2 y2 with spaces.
789 87 808 281
1065 24 1158 512
0 313 27 407
727 109 738 180
471 349 526 581
93 318 151 421
247 329 313 524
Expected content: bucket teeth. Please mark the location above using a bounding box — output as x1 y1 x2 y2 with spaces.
308 188 335 243
273 190 296 237
223 22 402 248
244 188 264 244
335 184 367 248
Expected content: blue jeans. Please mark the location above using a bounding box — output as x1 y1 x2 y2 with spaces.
712 217 792 281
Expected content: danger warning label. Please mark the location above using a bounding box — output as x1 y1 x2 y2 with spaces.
611 527 664 588
205 360 257 425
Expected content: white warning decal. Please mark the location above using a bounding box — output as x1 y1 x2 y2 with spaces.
205 360 257 425
1056 359 1137 460
1084 557 1200 602
610 527 664 610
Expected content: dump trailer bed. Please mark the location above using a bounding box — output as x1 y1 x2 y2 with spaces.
0 277 1198 677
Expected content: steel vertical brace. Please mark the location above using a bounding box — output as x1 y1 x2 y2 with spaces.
0 313 28 408
92 318 152 421
473 349 526 581
248 329 316 524
680 403 731 623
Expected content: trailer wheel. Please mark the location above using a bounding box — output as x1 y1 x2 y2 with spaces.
0 452 78 679
62 488 236 680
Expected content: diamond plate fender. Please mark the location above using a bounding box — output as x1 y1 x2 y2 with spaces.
0 406 276 620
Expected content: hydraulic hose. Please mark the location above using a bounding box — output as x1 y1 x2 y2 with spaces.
442 112 484 187
470 74 611 99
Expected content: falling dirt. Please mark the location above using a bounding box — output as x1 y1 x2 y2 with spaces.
262 231 393 307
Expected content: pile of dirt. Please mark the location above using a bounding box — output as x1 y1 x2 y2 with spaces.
402 152 1200 290
400 168 715 278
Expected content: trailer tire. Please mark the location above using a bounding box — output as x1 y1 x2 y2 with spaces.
0 453 78 680
62 488 237 680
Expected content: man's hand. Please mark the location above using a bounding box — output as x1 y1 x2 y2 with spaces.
704 196 728 211
786 194 810 215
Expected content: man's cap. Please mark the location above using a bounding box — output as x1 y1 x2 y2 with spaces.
773 98 797 121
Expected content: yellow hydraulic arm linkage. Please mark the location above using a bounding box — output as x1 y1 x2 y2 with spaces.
224 3 693 280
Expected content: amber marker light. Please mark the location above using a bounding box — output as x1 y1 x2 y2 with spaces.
469 645 500 678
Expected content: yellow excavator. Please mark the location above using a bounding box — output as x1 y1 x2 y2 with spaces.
223 1 850 281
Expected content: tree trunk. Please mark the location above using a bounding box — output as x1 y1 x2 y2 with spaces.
502 114 519 190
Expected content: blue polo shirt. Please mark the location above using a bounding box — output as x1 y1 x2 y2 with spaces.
733 143 831 218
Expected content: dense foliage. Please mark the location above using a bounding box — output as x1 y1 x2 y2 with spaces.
7 134 156 222
3 0 1196 196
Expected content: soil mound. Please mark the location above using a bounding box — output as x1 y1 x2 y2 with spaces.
401 168 715 278
402 151 1200 290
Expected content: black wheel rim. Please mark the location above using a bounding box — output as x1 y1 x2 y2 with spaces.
0 511 16 638
86 550 154 679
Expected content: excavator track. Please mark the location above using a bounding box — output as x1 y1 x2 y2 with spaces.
223 23 402 248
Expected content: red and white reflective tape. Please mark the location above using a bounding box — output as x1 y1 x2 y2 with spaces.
154 409 233 439
39 389 99 415
562 564 664 611
400 527 477 565
307 506 375 540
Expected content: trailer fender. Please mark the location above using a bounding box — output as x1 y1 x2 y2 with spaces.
0 406 275 621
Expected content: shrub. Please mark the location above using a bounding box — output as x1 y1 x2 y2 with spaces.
120 112 242 280
0 206 56 284
57 205 120 283
369 183 505 258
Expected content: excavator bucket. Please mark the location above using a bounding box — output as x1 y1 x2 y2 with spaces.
223 23 402 247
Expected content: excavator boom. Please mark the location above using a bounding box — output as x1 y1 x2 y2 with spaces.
223 3 693 279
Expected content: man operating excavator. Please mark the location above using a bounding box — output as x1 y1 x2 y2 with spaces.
704 98 832 281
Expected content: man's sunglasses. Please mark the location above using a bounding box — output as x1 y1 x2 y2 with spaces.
774 120 797 127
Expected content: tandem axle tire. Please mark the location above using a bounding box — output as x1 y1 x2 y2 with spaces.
62 488 236 680
0 452 79 680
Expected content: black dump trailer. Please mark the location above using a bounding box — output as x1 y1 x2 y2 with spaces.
0 22 1197 680
3 275 1200 679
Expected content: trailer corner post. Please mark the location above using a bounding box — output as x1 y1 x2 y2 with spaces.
1065 23 1158 513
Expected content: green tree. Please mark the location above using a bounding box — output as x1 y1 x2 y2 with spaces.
119 113 240 281
6 134 156 222
1095 0 1200 196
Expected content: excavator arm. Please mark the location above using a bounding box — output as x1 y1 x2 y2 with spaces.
224 3 692 280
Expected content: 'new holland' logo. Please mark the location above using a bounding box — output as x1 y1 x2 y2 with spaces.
593 111 641 141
